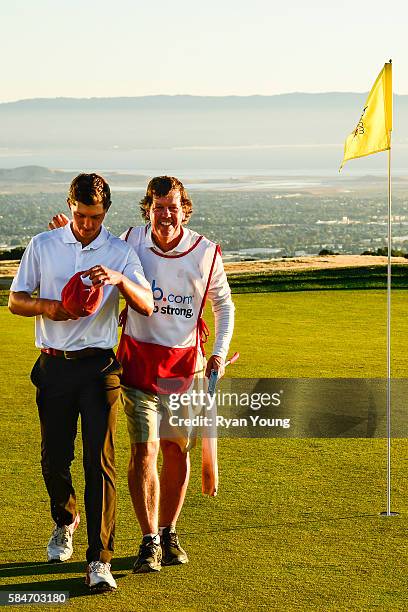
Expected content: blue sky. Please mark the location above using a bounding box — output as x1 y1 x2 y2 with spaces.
2 0 407 101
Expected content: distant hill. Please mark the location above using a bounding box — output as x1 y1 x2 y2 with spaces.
1 94 407 150
0 165 149 184
0 166 66 181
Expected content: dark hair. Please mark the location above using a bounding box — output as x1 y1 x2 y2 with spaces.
68 173 111 210
139 176 193 223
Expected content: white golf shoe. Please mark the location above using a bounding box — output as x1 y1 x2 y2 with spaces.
47 514 80 562
86 561 117 593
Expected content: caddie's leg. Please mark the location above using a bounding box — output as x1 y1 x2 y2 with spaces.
128 441 160 535
31 354 79 526
122 386 162 572
78 352 121 563
159 439 190 527
122 384 162 535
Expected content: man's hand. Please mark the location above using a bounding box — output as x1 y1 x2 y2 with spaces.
82 266 153 316
82 265 124 287
48 213 70 230
205 355 225 379
42 299 77 321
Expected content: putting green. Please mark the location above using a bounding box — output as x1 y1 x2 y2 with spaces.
1 291 407 611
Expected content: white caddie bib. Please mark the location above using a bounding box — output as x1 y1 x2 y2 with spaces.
116 226 219 393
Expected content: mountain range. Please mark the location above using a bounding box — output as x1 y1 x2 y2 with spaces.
1 94 406 149
1 95 406 173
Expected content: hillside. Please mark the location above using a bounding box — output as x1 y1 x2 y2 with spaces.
2 255 407 297
2 255 406 279
223 255 408 274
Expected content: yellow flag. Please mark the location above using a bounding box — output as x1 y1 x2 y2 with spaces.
340 62 392 170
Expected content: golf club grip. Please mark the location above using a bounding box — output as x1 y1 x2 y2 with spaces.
226 351 240 367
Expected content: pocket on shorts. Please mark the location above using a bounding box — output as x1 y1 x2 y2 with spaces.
100 355 123 396
100 354 123 375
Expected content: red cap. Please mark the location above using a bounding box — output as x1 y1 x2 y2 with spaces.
61 271 103 317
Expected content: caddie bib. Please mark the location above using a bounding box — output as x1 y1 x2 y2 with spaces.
116 226 220 394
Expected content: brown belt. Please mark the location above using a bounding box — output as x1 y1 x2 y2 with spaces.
41 347 112 360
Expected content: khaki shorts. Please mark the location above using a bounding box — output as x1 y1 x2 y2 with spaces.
121 353 206 452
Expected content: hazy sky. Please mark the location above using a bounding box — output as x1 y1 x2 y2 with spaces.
2 0 407 102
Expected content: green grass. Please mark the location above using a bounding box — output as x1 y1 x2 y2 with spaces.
228 264 408 293
218 290 408 378
1 292 408 611
0 290 10 306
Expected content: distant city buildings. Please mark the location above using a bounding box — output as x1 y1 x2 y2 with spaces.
2 183 408 260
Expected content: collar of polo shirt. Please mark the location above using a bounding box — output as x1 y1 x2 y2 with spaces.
62 223 109 250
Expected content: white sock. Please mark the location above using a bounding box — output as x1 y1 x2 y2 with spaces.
143 533 160 544
159 525 176 535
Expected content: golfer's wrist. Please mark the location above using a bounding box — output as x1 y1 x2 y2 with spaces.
38 298 56 316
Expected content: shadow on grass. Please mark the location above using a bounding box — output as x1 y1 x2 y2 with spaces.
177 512 382 536
0 574 129 599
0 557 132 581
0 513 384 578
0 576 93 599
1 512 383 563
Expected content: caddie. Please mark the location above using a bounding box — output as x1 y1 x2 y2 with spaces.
117 176 235 573
9 173 153 592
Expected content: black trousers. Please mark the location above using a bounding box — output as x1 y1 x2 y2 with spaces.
30 351 122 563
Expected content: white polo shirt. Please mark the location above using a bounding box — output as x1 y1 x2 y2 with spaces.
11 223 149 351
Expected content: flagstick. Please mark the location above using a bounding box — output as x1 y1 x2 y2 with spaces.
381 141 398 517
340 60 395 517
